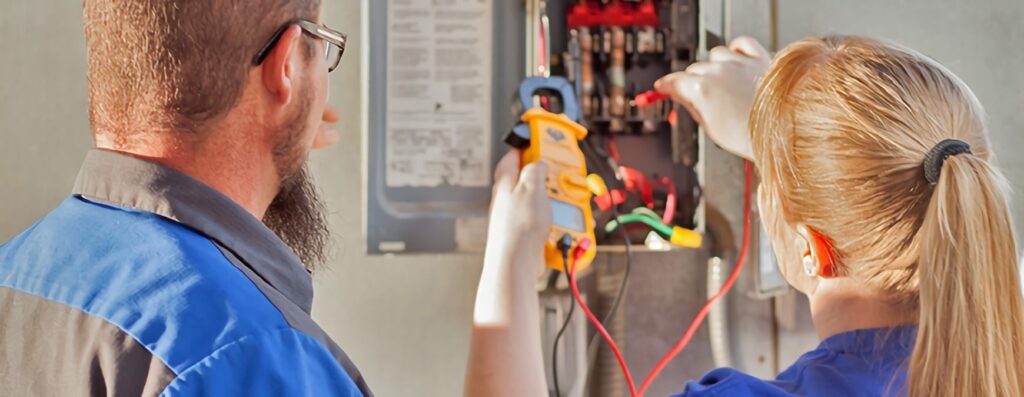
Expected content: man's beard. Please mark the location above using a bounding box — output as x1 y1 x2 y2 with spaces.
263 82 330 272
264 165 330 272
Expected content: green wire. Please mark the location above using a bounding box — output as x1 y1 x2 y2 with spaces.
605 212 674 237
631 207 662 221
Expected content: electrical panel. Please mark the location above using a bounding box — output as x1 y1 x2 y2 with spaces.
534 0 702 249
366 0 708 254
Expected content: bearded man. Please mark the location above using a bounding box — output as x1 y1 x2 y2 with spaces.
0 1 370 395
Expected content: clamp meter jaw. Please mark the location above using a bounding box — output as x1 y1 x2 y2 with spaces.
506 77 598 273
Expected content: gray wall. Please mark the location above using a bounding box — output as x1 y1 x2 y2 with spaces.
0 2 92 229
1 1 1022 396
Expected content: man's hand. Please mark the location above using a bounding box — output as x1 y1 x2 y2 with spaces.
312 104 341 150
465 150 550 397
655 36 771 160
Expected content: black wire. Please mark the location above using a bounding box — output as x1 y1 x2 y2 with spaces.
580 135 635 377
552 250 574 397
581 136 634 327
546 269 561 290
582 138 614 185
587 204 633 354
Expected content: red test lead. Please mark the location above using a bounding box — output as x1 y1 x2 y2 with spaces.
633 90 670 108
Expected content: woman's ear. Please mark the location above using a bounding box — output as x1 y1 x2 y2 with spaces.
796 224 838 278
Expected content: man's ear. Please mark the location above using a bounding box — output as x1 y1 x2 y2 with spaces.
261 25 304 105
796 224 839 278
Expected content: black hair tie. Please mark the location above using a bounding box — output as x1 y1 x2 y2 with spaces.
924 139 972 187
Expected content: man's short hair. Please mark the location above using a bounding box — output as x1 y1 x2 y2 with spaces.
83 0 320 145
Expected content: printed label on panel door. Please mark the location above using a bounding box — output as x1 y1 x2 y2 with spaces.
385 0 493 187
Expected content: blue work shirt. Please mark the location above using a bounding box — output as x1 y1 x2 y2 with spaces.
676 326 916 397
0 150 370 396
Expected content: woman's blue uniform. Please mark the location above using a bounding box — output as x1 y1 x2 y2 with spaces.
675 326 917 396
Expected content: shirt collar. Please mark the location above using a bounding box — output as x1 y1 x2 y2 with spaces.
820 325 918 355
72 149 314 313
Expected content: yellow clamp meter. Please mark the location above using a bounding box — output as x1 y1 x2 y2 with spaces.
506 77 597 273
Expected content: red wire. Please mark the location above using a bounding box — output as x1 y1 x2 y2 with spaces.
568 160 754 397
656 177 677 225
637 160 753 395
568 256 640 397
607 135 622 163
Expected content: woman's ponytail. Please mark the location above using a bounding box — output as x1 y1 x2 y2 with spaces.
912 152 1024 396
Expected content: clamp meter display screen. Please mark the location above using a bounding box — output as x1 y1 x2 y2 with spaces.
550 198 586 232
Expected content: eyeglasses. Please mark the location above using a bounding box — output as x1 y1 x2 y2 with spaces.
254 19 347 73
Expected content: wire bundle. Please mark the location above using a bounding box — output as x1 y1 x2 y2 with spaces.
555 160 753 397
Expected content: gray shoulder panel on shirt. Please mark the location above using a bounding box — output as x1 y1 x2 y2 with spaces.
0 287 176 397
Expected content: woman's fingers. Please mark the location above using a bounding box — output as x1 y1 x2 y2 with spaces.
729 36 770 60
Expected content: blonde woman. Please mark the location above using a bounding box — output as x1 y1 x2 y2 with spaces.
466 36 1024 396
